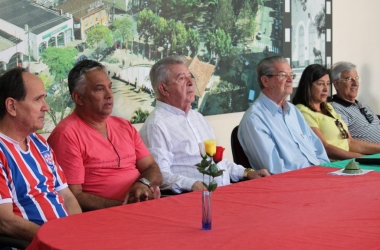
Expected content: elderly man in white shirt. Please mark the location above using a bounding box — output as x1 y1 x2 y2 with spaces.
140 55 269 194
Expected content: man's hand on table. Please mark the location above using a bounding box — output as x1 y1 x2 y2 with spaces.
191 181 205 191
123 182 160 204
247 169 270 179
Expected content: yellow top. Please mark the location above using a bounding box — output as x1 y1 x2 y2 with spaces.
296 103 349 152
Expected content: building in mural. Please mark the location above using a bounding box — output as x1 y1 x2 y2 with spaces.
57 0 109 40
0 0 73 73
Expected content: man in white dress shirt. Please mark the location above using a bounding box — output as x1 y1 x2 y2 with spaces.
140 56 269 194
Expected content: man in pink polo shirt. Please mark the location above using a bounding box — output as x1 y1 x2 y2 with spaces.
48 60 162 211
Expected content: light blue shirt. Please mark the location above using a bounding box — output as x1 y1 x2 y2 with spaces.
238 92 329 174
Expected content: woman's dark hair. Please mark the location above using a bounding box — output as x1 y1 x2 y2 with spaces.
0 67 28 120
292 64 333 117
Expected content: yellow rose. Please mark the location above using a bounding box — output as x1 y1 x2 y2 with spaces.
204 139 216 157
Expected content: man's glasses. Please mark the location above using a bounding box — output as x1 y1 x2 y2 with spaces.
334 119 349 139
359 107 374 123
339 76 360 83
267 73 296 80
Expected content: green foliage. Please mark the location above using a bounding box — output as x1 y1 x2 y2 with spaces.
314 4 326 38
215 0 236 35
40 47 77 81
187 29 200 56
130 108 150 124
205 28 231 61
112 17 133 45
245 17 257 40
215 28 231 57
86 24 113 60
39 72 52 90
160 0 198 19
196 156 225 192
137 9 156 42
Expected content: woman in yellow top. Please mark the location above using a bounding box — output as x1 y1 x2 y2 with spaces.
292 64 380 160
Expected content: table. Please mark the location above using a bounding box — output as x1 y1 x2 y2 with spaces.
321 153 380 171
27 167 380 250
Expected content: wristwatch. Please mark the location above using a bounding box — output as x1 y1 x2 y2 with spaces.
243 168 255 179
137 178 151 188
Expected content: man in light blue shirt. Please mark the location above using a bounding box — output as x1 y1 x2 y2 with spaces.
238 56 329 174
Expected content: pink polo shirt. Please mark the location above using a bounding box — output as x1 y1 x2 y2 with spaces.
48 112 150 201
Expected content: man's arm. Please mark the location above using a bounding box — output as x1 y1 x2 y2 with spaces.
0 203 39 242
238 117 284 174
68 184 123 212
310 127 363 160
140 123 202 193
123 155 162 204
57 187 82 215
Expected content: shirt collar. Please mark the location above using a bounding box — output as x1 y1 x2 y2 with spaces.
258 92 290 116
156 100 188 116
332 94 357 107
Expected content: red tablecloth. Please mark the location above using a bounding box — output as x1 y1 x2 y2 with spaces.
27 167 380 250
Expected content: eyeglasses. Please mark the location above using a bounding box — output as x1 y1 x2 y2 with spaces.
359 107 374 123
334 119 349 139
267 73 296 80
339 76 360 83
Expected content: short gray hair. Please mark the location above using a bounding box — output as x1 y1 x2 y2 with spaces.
68 60 107 96
149 55 185 99
331 61 357 81
256 56 289 89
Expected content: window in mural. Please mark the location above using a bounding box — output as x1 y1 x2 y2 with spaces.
0 0 331 132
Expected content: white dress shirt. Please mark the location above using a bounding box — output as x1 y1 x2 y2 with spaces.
140 101 245 193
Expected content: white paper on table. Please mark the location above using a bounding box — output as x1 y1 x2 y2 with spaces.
328 169 373 176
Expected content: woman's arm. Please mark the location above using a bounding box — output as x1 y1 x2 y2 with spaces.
310 127 363 160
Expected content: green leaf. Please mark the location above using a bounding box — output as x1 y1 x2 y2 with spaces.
208 180 218 192
209 164 219 177
214 170 225 177
197 167 209 175
200 159 209 168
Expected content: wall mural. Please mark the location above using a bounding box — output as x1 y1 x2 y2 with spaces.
0 0 332 133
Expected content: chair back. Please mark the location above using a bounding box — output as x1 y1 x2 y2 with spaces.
231 125 251 168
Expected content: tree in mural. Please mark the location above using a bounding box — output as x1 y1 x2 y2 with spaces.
40 47 77 128
86 24 113 61
111 17 133 48
160 0 198 20
40 46 77 81
38 72 74 128
130 108 150 124
187 28 200 57
205 28 231 64
137 9 156 57
214 0 236 35
314 4 326 38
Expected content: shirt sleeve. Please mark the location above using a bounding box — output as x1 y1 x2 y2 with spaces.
0 160 12 204
140 123 197 193
222 159 245 182
238 114 285 174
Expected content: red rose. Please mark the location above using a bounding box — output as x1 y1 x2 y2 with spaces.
213 146 225 164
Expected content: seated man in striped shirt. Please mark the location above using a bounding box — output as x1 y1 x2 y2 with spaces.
331 61 380 143
140 56 269 194
0 68 81 242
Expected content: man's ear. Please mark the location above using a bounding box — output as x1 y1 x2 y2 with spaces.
261 75 269 88
5 98 17 117
72 91 83 105
332 80 339 91
158 82 169 97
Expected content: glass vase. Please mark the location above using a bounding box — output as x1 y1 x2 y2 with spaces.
202 190 212 230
